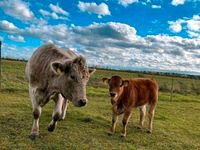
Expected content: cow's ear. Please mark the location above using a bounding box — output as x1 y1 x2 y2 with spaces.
51 61 65 75
73 56 86 66
122 80 129 87
89 68 96 76
102 77 110 84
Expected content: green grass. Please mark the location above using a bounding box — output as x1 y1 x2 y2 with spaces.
0 60 200 150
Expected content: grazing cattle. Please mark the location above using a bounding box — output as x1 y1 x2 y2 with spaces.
25 44 95 139
102 76 158 137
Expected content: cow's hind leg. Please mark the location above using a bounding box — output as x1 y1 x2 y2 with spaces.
48 94 64 132
147 103 156 133
138 105 146 129
29 87 42 139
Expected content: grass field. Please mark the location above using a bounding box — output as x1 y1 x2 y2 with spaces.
0 60 200 150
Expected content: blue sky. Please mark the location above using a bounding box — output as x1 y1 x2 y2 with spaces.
0 0 200 75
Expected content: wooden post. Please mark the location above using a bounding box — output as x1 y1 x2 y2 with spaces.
170 77 174 101
0 41 1 90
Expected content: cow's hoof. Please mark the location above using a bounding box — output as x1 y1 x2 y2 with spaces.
107 131 114 136
58 117 64 121
29 133 39 140
120 133 126 138
135 125 143 130
48 124 55 132
147 130 152 134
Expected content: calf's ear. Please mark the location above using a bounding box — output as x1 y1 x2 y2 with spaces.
51 61 64 75
89 68 96 76
73 56 86 66
102 77 110 84
123 80 129 87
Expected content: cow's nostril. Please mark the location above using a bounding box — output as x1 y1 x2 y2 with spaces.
110 93 116 97
79 99 86 107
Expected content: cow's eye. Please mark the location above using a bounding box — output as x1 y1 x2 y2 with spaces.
70 75 75 80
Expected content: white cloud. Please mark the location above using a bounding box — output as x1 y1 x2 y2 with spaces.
151 5 161 8
0 20 200 74
39 9 50 16
168 19 183 33
0 0 34 21
169 15 200 38
187 15 200 32
78 1 111 18
0 36 3 41
171 0 200 6
22 24 69 43
39 9 67 20
8 35 25 42
2 43 35 60
187 31 200 38
68 23 200 74
171 0 185 6
0 20 20 33
118 0 138 7
49 3 69 16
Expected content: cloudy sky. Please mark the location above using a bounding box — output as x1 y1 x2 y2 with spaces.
0 0 200 75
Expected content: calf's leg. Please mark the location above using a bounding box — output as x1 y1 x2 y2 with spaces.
48 94 64 132
108 113 118 135
147 103 156 133
121 110 132 137
139 105 146 129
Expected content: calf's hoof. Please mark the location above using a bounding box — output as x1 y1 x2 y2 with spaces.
48 124 55 132
29 133 39 140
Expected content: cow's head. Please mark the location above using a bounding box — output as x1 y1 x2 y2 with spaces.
102 76 129 103
51 56 96 107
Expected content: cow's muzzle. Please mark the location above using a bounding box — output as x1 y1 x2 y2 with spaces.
78 99 87 107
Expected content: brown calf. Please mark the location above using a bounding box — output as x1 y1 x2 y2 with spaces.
102 75 158 137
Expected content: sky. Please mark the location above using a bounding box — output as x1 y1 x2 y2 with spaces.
0 0 200 75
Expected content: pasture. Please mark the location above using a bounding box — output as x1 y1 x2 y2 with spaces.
0 60 200 150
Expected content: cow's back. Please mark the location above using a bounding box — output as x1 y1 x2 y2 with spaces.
25 44 77 87
123 78 158 107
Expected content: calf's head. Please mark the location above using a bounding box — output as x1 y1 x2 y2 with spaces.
51 56 95 107
102 76 129 102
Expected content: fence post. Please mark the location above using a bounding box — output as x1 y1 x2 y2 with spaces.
170 77 174 101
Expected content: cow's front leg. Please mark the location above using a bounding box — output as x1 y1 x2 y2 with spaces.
48 94 64 132
29 87 42 139
108 112 118 135
121 110 132 137
31 104 42 139
59 99 69 121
